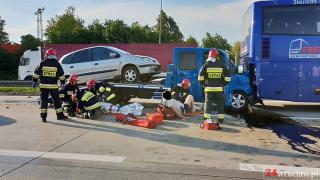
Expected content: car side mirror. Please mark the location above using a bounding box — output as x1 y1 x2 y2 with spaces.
238 65 244 74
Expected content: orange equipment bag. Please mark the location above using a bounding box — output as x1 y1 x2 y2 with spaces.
115 113 158 129
154 104 176 120
200 120 220 130
146 113 163 125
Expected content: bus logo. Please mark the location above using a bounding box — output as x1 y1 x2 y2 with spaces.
289 38 320 58
293 0 320 5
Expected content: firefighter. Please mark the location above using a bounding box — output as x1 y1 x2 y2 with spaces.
86 79 117 104
32 48 68 122
170 79 196 113
59 74 80 117
198 49 231 128
75 89 102 119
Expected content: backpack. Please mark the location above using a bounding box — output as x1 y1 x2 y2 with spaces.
154 104 176 120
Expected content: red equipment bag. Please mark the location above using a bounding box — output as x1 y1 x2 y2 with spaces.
115 113 158 129
200 120 220 130
154 104 176 120
126 119 157 129
146 113 163 125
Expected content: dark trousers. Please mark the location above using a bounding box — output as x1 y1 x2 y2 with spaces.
63 101 77 114
40 88 63 119
204 92 225 123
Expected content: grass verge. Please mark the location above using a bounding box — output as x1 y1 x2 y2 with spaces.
0 87 39 96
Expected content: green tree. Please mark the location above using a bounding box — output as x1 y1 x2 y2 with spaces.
0 16 9 43
46 6 89 44
129 22 157 43
104 19 131 43
20 34 42 51
87 19 105 43
154 10 184 43
202 32 231 51
0 48 20 80
231 41 240 65
185 36 198 47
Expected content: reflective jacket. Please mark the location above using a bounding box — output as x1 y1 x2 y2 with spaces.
32 58 65 89
198 58 231 93
76 90 101 111
87 82 116 102
170 86 190 103
59 83 79 102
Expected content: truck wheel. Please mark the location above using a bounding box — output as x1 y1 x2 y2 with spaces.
231 91 248 112
122 66 140 83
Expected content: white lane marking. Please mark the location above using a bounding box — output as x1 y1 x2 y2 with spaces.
0 150 43 158
0 149 126 163
41 152 126 163
239 163 320 173
280 116 320 120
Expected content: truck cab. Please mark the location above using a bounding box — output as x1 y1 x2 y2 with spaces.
165 47 254 111
18 47 42 80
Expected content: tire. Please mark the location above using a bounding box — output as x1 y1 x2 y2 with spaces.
231 91 248 112
122 66 140 83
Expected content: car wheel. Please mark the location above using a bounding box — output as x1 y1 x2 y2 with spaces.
122 66 140 83
231 91 248 112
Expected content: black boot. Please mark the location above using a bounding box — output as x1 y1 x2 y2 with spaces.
41 113 47 123
57 112 68 120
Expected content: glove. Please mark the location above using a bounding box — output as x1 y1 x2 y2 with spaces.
32 82 37 89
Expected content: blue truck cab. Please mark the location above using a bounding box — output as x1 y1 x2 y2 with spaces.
165 47 254 111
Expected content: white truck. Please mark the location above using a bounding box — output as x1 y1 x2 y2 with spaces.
18 47 42 80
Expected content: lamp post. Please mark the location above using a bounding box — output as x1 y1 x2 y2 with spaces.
159 0 162 44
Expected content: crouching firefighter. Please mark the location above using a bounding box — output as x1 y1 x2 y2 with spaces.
198 49 231 129
86 79 117 104
75 90 102 119
59 74 80 117
32 48 68 122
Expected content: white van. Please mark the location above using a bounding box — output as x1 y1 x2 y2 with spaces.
18 47 42 80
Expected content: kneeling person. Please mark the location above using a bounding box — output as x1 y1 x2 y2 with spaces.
170 79 197 113
59 74 79 117
75 90 102 119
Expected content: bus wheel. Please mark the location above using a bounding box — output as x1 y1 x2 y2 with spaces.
231 91 248 112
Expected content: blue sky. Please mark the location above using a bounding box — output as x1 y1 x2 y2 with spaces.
0 0 256 44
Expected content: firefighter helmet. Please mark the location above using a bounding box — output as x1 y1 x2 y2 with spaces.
45 48 57 59
87 79 96 89
181 79 191 89
69 74 79 85
208 49 219 58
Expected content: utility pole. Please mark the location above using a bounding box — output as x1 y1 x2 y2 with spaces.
159 0 162 44
35 7 44 41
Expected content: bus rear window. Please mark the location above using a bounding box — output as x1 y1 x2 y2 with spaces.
263 5 320 35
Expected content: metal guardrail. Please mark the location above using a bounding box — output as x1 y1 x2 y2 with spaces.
0 81 33 87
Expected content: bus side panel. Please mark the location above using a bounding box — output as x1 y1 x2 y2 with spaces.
298 61 320 102
258 61 299 101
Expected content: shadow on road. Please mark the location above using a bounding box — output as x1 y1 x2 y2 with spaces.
46 118 319 161
231 108 320 156
0 115 16 126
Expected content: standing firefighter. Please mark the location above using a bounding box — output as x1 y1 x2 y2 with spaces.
198 49 231 129
32 48 68 122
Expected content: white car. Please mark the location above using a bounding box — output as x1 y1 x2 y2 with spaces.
59 46 161 83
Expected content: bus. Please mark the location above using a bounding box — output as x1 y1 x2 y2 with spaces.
240 0 320 103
